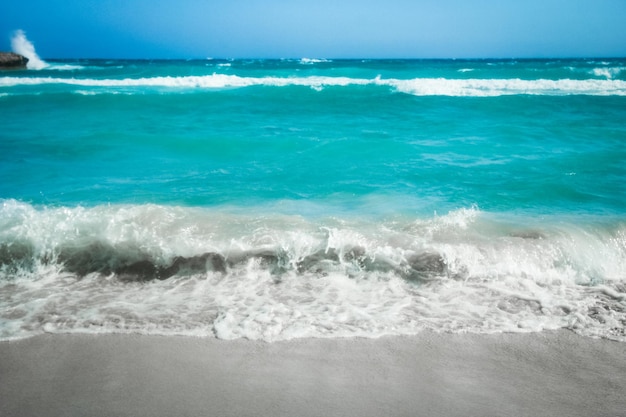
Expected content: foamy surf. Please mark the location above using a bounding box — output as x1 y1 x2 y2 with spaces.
1 200 624 342
2 74 625 96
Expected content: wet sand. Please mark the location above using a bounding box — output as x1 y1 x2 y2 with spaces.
1 330 625 417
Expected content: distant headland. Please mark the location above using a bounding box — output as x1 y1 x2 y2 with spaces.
0 52 29 69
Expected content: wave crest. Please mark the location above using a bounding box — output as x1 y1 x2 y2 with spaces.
1 201 625 342
2 74 625 96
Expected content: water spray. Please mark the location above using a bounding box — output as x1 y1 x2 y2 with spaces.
11 29 47 70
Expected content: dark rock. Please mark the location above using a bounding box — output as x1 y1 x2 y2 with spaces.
0 52 29 69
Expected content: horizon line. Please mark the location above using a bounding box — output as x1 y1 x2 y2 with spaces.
23 55 626 61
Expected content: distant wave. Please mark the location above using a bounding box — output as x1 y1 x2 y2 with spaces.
299 58 332 64
389 77 626 96
46 63 86 71
590 67 625 79
2 74 626 96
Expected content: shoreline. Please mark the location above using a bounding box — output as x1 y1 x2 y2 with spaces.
1 330 625 417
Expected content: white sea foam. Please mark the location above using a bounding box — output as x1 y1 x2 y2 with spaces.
387 77 626 96
300 58 331 64
2 73 625 96
1 200 625 342
10 29 48 70
47 64 86 71
591 67 625 79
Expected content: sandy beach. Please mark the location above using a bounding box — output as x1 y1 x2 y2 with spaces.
1 330 624 417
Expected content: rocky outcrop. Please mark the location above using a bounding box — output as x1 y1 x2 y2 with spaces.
0 52 28 69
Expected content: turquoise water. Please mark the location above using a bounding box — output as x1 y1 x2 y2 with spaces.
1 58 625 341
2 59 626 215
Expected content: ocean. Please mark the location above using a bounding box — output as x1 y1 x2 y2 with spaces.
1 57 625 342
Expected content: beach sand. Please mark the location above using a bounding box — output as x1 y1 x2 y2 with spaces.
1 330 624 417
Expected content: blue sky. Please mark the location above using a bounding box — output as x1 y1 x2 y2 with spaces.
2 0 625 59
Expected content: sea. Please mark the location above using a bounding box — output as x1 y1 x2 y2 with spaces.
1 53 625 342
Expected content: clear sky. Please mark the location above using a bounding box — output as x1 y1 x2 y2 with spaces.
1 0 625 59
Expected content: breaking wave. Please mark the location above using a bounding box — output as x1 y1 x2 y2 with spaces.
591 67 625 79
10 29 48 70
2 74 626 96
1 200 625 342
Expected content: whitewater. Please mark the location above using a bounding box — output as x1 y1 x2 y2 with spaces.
1 50 625 342
2 74 626 96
